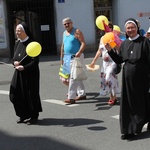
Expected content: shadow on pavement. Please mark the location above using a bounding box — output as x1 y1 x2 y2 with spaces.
87 126 107 131
0 131 89 150
74 92 121 110
37 118 103 127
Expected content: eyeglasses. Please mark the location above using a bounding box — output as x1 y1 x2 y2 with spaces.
63 22 71 26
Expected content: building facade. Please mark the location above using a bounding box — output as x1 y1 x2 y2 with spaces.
0 0 150 58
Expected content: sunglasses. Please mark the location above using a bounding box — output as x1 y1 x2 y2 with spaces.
63 22 71 26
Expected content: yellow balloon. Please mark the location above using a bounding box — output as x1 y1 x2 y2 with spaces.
113 25 121 32
95 15 109 30
26 42 42 57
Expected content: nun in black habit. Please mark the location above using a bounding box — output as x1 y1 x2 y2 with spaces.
105 18 150 139
9 22 42 125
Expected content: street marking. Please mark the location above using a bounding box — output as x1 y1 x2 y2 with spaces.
0 90 9 95
43 99 79 107
111 115 148 129
0 92 79 107
112 115 119 119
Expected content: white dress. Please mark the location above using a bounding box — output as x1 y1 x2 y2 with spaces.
99 41 121 96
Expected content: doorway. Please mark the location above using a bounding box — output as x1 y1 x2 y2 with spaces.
6 0 57 57
94 0 112 45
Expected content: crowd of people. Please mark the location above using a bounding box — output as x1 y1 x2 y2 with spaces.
59 17 150 140
9 17 150 141
105 18 150 140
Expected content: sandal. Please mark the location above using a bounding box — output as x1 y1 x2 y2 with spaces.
108 99 117 105
64 99 76 104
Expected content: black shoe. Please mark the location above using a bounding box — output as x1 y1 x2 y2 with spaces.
121 134 135 140
147 122 150 131
17 118 27 123
26 118 38 125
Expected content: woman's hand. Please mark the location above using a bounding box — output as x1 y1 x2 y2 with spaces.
14 61 20 67
15 65 24 71
75 52 81 57
105 43 112 52
89 62 95 68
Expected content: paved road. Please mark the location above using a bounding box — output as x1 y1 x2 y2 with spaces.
0 53 150 150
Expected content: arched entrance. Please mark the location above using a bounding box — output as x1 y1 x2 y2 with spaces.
6 0 57 57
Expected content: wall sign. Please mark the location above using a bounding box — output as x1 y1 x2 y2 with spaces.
41 25 50 31
138 12 150 17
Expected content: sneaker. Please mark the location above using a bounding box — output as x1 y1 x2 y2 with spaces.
64 99 76 104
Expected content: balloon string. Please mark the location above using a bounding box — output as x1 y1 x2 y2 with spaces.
19 55 27 63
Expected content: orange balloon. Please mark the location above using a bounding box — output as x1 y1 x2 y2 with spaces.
102 32 116 48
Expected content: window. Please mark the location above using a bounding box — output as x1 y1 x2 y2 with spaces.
94 0 112 7
0 0 7 48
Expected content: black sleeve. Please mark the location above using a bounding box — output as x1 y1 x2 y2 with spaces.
108 49 123 64
23 56 39 71
143 38 150 70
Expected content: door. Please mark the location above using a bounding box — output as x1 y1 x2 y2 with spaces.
6 0 57 57
94 0 112 45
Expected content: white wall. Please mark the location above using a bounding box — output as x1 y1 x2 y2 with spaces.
115 0 150 33
54 0 150 51
54 0 95 46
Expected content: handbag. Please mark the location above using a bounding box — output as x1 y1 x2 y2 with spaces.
71 57 87 80
62 54 72 74
59 65 70 79
113 64 122 74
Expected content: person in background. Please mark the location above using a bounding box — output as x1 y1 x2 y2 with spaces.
89 22 121 106
60 17 86 104
9 22 42 125
105 18 150 140
145 27 150 112
144 27 150 40
136 19 146 36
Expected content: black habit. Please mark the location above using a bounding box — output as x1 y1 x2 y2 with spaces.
108 36 150 135
9 38 42 119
